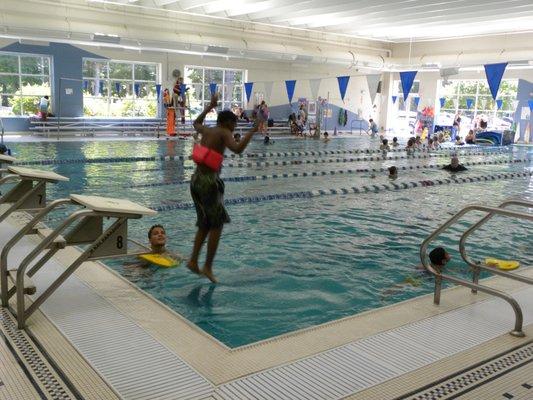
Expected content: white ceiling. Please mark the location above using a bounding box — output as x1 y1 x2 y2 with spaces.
110 0 533 41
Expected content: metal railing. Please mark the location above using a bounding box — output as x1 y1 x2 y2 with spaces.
420 199 533 337
350 120 366 135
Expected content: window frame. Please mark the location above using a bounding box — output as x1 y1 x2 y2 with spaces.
0 51 53 117
438 79 518 120
82 58 160 118
184 65 247 118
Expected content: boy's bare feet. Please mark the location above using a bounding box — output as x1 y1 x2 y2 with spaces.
202 268 218 284
186 261 201 275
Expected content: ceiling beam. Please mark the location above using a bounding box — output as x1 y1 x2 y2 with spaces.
335 12 533 37
266 0 415 23
178 0 225 10
201 0 269 14
292 1 533 28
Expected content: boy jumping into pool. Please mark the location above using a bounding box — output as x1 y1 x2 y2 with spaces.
188 93 258 283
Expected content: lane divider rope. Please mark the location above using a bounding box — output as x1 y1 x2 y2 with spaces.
225 146 510 158
127 158 531 189
152 171 533 212
131 152 516 173
14 148 512 166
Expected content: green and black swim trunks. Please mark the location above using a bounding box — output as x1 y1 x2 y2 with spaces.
190 170 230 229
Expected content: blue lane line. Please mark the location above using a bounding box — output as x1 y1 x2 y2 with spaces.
127 158 531 189
220 152 514 168
152 171 532 212
14 147 512 166
225 145 509 158
131 152 517 173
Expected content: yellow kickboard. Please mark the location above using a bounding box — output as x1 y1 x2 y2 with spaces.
138 253 180 268
485 258 520 271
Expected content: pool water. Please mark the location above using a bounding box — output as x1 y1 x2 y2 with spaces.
5 138 532 347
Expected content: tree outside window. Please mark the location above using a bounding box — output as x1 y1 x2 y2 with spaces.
0 53 51 116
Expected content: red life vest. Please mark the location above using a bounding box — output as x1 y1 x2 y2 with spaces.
192 144 224 172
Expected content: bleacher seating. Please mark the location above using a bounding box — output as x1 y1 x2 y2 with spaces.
28 116 292 137
29 117 168 137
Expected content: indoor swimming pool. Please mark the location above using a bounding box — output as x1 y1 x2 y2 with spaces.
5 138 532 347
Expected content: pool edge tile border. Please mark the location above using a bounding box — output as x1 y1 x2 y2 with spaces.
48 223 533 384
5 213 533 387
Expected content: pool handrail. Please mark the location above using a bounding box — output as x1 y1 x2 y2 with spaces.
459 199 533 290
420 202 533 337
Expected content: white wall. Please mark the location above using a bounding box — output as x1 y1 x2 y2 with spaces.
71 44 381 118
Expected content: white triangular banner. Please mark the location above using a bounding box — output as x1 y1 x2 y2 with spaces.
366 74 381 104
309 78 322 101
263 81 274 104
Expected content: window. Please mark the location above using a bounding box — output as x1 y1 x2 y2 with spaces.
82 59 159 117
0 52 51 116
437 79 518 131
184 66 245 119
391 80 420 134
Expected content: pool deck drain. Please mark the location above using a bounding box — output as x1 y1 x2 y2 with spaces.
1 213 532 399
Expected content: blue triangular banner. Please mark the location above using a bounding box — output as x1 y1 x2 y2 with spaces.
414 96 420 108
285 80 296 104
209 83 217 96
484 62 508 100
155 84 161 101
439 97 446 108
528 100 533 112
115 82 121 95
99 81 104 94
399 70 418 100
496 99 503 110
337 76 350 102
134 83 140 96
466 98 474 109
392 95 397 104
83 80 88 91
244 82 254 103
180 83 187 98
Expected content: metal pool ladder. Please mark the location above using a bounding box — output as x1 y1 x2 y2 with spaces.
420 198 533 337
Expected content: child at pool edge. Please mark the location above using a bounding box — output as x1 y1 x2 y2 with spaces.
148 224 172 256
126 225 179 268
380 247 451 300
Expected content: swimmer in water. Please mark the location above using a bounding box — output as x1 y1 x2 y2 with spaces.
442 156 467 172
126 224 180 269
323 132 330 142
388 166 398 179
148 224 173 256
380 247 452 300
